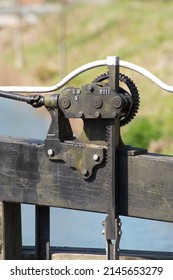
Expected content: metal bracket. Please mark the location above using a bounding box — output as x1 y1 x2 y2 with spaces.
103 216 122 260
45 139 106 179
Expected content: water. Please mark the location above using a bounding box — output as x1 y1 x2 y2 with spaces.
1 98 173 253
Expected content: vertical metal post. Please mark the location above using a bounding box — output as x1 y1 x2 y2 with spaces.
105 57 121 260
105 119 121 260
35 205 50 260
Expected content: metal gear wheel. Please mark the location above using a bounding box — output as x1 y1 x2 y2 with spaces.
92 72 140 126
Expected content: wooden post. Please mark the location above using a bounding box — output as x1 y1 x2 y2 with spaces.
0 202 22 260
35 205 50 260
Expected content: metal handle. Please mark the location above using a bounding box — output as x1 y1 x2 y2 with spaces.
0 56 173 95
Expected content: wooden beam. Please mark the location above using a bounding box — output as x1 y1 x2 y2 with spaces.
119 153 173 222
1 137 173 222
0 137 109 213
0 202 22 259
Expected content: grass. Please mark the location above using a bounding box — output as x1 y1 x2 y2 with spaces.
1 0 173 153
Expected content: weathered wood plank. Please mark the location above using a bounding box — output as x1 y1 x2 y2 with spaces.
0 137 109 213
0 202 22 260
119 153 173 222
1 137 173 222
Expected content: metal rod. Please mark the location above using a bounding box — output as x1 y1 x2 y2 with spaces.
0 57 173 94
0 91 31 103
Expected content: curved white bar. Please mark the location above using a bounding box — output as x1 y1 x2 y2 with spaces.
0 56 173 94
120 60 173 93
0 60 107 94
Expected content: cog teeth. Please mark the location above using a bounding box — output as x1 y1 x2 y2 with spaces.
105 125 111 166
92 72 109 83
117 72 140 126
119 73 140 126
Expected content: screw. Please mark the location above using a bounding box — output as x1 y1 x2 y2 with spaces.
47 149 54 157
93 154 100 161
102 229 105 235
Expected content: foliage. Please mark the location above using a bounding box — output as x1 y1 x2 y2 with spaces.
122 117 163 149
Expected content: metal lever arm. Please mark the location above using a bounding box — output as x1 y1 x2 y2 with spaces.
0 91 44 107
0 91 31 103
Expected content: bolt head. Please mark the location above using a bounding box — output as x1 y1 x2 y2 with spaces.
112 96 122 109
81 168 88 176
93 154 99 161
59 97 71 109
93 96 103 109
47 149 54 156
